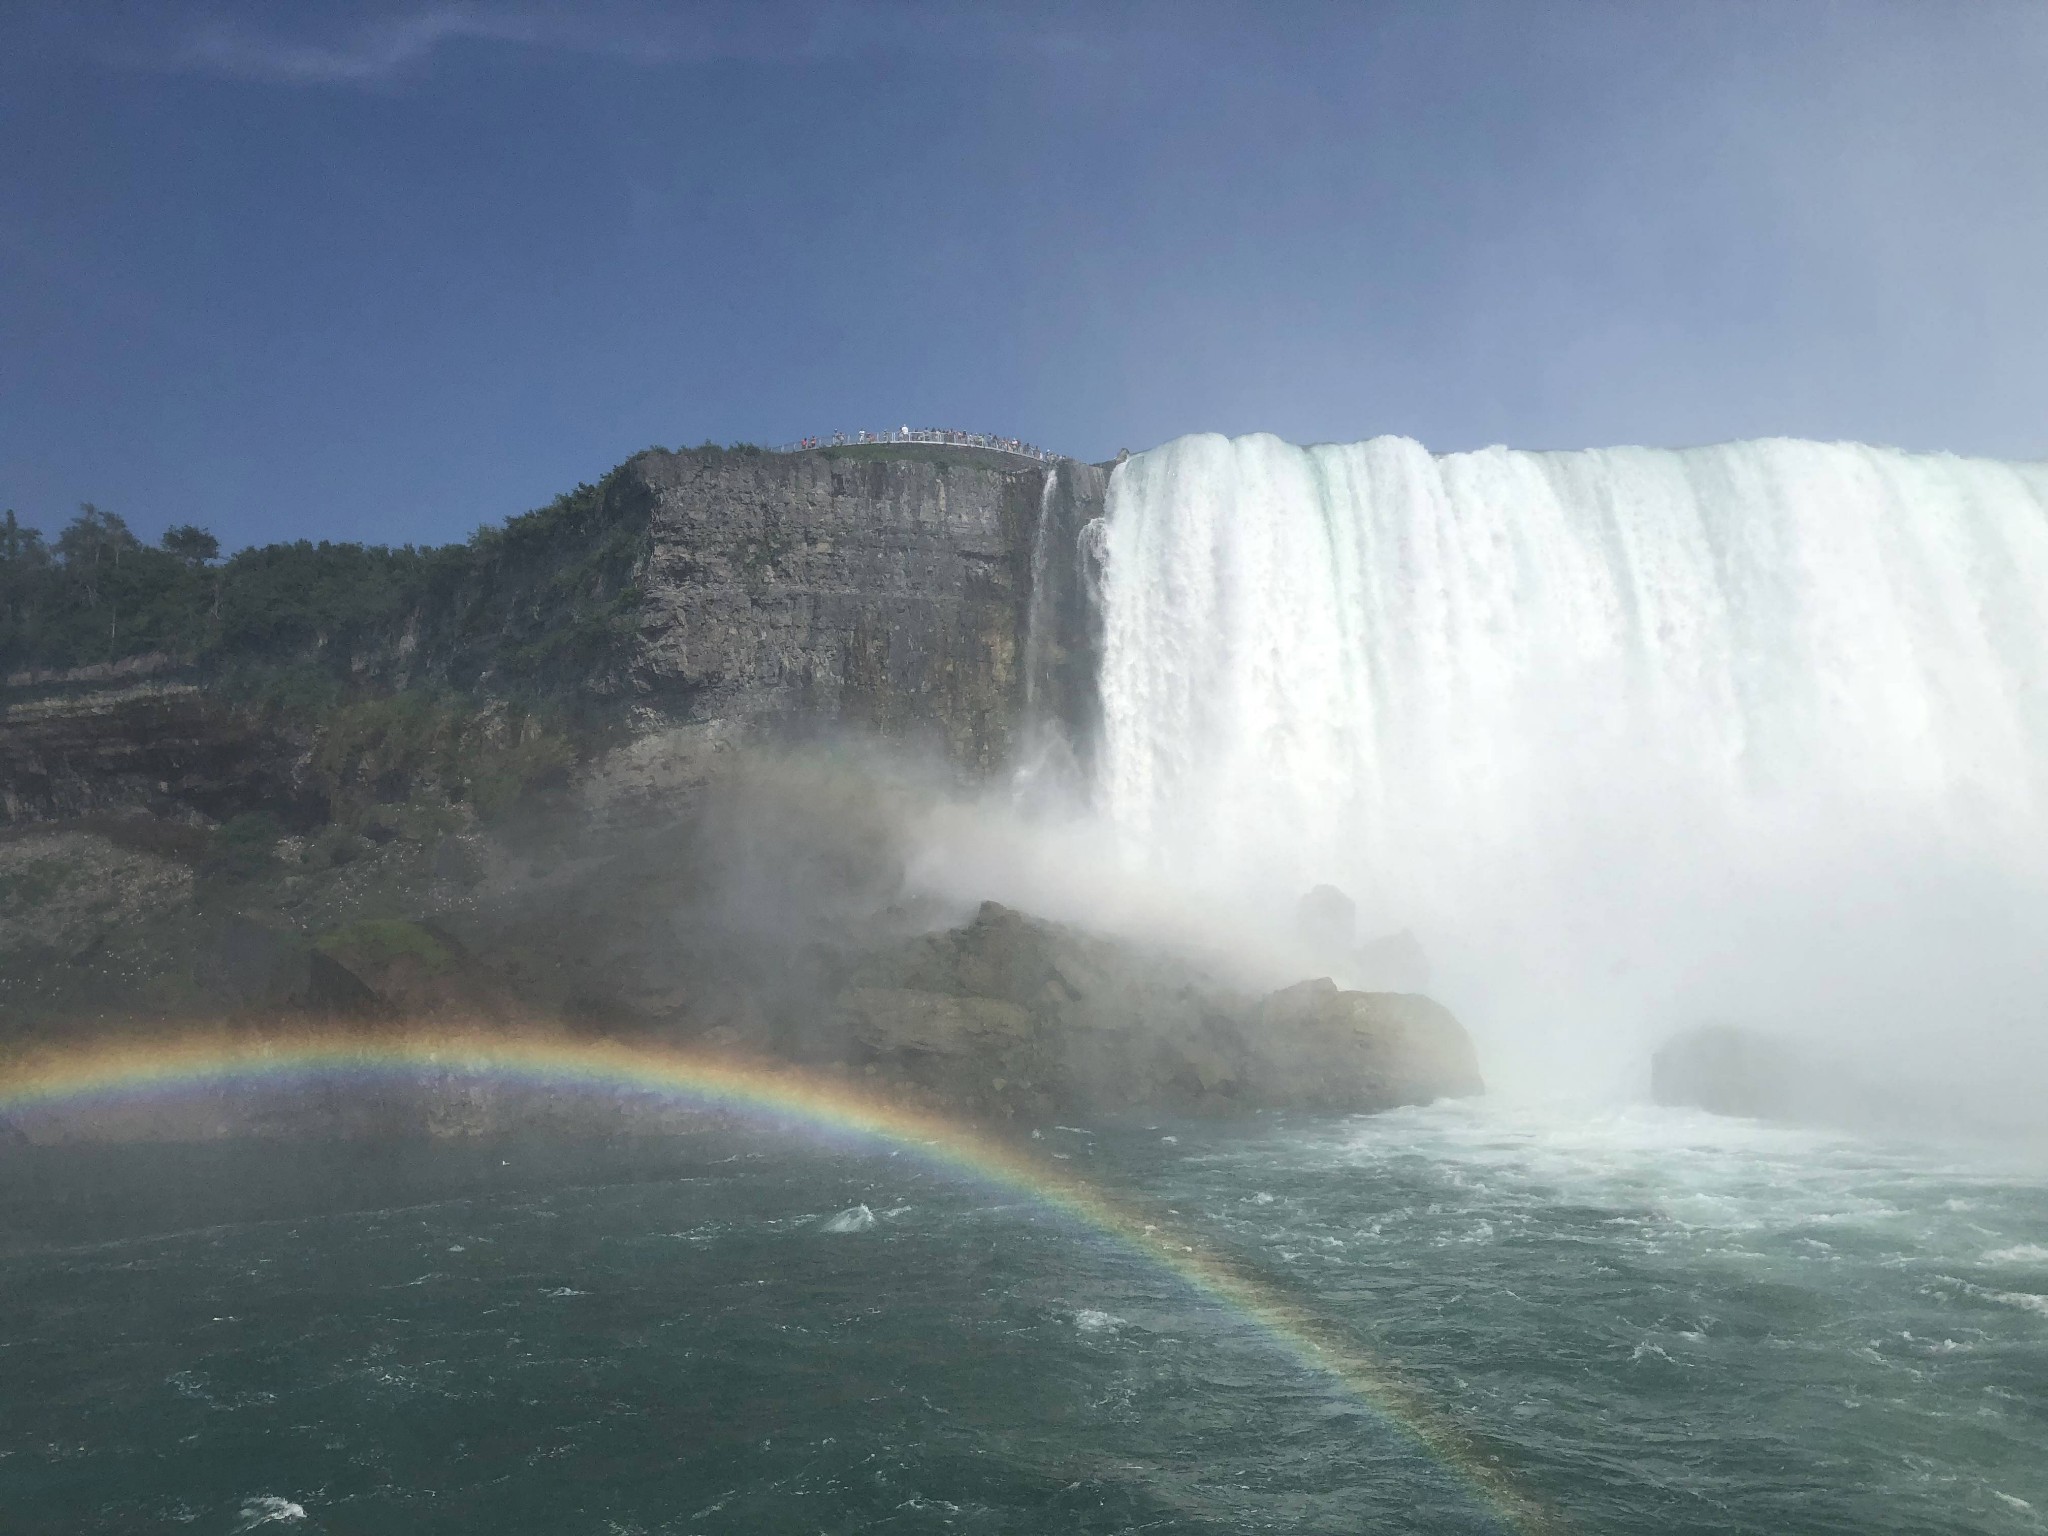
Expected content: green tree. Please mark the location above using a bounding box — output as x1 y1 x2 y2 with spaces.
0 511 53 667
56 504 138 611
0 510 46 566
161 524 221 565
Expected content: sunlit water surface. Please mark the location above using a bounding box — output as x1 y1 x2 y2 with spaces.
4 1102 2044 1534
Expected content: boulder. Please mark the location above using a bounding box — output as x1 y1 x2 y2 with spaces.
838 986 1049 1118
208 910 313 1006
308 918 516 1019
831 901 1483 1119
1248 978 1483 1111
0 828 194 964
1650 1024 1806 1118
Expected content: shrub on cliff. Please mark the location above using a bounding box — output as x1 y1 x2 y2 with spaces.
306 694 575 828
1 460 654 715
200 811 285 882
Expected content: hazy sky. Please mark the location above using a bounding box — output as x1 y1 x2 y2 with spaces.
4 1 2045 550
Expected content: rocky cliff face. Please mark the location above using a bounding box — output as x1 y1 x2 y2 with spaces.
623 447 1105 771
0 447 1109 833
0 678 310 827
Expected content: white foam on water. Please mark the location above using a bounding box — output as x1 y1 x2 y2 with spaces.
234 1496 306 1530
1322 1098 2039 1273
1982 1244 2048 1266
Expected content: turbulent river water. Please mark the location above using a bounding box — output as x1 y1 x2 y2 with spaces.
6 1105 2045 1535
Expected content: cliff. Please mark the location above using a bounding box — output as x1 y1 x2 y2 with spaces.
0 445 1111 1043
0 445 1107 831
621 446 1105 769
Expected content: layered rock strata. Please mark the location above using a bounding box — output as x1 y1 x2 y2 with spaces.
625 448 1105 769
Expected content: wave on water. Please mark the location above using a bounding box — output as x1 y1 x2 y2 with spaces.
1982 1244 2048 1266
234 1496 306 1530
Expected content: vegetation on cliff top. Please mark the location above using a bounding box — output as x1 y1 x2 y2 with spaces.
0 461 656 709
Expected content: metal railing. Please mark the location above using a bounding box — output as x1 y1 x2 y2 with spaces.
769 428 1060 463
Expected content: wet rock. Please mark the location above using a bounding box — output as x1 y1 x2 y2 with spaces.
309 918 515 1019
839 986 1048 1117
1248 978 1482 1111
1651 1024 1805 1119
834 901 1483 1120
305 948 385 1017
208 910 313 1006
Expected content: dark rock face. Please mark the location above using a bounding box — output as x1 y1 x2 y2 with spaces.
624 448 1107 771
1650 1024 1805 1119
833 902 1483 1120
0 682 309 827
208 910 313 1006
1247 978 1482 1111
304 917 517 1019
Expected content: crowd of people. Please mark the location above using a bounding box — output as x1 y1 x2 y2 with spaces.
777 427 1057 461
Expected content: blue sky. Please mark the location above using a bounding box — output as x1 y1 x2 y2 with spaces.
4 1 2045 551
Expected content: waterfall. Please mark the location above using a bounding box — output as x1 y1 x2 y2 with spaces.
1010 459 1110 809
1022 463 1059 718
1094 433 2048 1089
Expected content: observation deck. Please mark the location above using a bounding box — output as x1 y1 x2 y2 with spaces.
770 428 1060 464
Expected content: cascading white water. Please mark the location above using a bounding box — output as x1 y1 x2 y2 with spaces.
1022 463 1059 718
1096 433 2048 1097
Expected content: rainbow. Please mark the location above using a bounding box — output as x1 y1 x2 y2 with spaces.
0 1027 1546 1533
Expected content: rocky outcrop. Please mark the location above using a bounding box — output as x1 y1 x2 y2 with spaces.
1650 1024 1805 1119
829 901 1482 1120
1649 1022 1943 1132
0 827 196 969
1247 978 1482 1110
304 918 518 1019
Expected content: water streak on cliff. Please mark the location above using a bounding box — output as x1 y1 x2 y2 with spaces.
1023 464 1059 718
